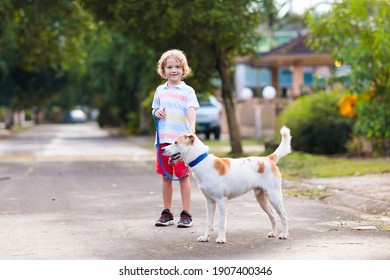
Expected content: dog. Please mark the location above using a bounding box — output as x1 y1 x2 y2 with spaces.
162 126 292 243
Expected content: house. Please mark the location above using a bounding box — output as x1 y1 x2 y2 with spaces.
229 31 335 138
235 31 334 99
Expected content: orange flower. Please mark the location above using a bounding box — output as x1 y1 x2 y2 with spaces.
338 95 357 118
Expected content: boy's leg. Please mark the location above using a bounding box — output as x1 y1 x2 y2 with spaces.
178 176 193 227
162 175 173 212
179 176 191 212
155 143 175 226
155 175 174 226
173 161 191 212
156 142 174 212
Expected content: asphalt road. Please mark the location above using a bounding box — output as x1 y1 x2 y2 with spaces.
0 123 389 260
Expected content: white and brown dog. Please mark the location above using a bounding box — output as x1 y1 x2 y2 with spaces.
162 126 292 243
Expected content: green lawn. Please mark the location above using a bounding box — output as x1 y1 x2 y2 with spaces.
277 152 390 179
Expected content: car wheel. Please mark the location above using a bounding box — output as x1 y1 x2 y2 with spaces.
214 127 221 140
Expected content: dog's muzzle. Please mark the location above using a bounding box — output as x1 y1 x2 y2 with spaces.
168 152 181 164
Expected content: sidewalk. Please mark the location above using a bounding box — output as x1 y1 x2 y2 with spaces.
0 129 11 138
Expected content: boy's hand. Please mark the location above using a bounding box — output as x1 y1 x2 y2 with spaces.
155 108 166 119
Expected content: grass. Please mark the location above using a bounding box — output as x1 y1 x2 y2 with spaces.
278 152 390 179
283 188 331 200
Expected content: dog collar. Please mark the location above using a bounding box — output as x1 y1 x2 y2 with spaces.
188 152 209 167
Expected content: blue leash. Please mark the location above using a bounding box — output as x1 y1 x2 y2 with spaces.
153 109 189 181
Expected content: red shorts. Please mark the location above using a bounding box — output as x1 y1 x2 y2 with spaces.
156 143 190 178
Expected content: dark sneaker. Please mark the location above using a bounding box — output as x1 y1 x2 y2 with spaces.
177 210 193 228
155 209 174 226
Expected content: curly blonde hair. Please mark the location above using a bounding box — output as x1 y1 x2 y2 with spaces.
156 49 192 79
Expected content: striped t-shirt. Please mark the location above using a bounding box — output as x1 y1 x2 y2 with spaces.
152 81 199 144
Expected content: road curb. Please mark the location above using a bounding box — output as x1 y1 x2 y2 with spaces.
326 189 390 215
284 178 390 216
295 173 390 217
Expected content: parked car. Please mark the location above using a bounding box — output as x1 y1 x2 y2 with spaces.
64 109 87 123
196 95 222 140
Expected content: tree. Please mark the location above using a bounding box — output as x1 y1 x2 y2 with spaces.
306 0 390 153
83 29 159 132
84 0 265 154
0 0 96 124
306 0 390 97
187 1 264 154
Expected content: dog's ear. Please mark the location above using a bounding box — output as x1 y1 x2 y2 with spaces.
187 134 195 145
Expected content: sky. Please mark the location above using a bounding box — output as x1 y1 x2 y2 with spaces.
277 0 335 15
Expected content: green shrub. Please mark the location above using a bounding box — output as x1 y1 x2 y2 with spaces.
278 91 354 154
354 98 390 155
45 106 64 123
355 98 390 139
97 104 122 127
125 111 140 134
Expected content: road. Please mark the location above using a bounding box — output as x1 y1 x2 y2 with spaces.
0 123 389 260
0 123 154 161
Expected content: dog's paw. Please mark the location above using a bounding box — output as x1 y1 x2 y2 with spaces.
278 233 289 239
267 231 278 238
197 235 209 242
216 237 226 244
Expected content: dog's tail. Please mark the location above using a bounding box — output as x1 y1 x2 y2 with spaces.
272 126 292 164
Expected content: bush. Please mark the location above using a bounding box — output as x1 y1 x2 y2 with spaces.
354 98 390 155
278 91 354 154
355 98 390 139
97 104 123 127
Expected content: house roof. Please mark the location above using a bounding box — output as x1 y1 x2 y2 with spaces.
246 33 334 68
263 33 312 56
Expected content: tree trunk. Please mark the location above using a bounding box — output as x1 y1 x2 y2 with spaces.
216 48 243 155
3 107 13 129
34 107 41 124
139 106 151 135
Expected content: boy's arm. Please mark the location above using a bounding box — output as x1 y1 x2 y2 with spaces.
187 106 196 134
154 107 166 119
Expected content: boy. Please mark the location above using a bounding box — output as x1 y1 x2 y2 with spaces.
152 49 199 227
